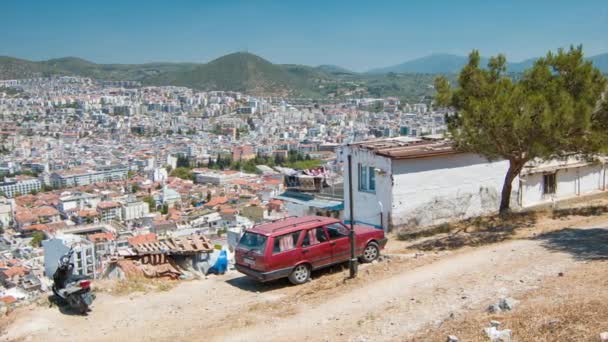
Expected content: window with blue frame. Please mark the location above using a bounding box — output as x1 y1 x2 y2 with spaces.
358 164 376 193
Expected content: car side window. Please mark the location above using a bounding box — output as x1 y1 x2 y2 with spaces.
273 231 301 254
326 223 349 240
301 227 328 247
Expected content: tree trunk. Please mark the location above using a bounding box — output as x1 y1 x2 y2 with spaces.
499 159 525 215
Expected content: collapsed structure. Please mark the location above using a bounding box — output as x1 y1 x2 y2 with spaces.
105 234 216 280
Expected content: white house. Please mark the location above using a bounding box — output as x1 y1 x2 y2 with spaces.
42 234 96 278
343 137 607 232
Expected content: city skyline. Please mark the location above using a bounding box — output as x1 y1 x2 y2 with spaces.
1 0 606 71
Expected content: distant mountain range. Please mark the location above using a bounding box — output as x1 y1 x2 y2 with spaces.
0 51 606 97
0 53 341 97
366 53 608 74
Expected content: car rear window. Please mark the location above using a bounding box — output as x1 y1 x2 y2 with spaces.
238 232 268 254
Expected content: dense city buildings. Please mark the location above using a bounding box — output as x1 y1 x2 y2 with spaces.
0 75 449 307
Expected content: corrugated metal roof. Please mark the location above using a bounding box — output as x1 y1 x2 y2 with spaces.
349 137 459 160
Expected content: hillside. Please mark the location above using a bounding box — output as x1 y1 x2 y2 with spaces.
2 51 605 99
154 52 333 96
368 52 608 74
367 54 489 74
0 56 198 83
0 53 434 99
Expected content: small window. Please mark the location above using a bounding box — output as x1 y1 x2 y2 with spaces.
302 227 328 247
273 231 301 254
543 173 557 195
326 223 350 240
358 164 376 193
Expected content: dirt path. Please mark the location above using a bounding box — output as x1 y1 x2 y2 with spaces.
3 216 607 342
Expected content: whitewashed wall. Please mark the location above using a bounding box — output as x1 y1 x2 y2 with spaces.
343 146 392 230
345 145 607 232
390 153 511 229
520 163 606 207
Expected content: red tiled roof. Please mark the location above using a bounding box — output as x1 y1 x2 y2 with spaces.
204 196 228 208
220 208 237 215
22 224 50 232
128 233 157 246
98 201 120 210
31 206 59 217
15 212 38 224
0 296 17 305
77 209 99 218
88 232 115 242
2 266 28 278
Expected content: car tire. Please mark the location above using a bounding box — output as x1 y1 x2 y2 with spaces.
360 242 380 263
288 264 310 285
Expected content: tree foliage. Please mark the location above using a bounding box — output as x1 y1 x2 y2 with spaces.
435 46 607 213
30 231 45 247
170 167 194 181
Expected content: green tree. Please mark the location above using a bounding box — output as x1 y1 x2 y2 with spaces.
435 46 607 214
176 155 190 168
143 196 156 212
161 203 169 215
170 167 194 180
30 231 45 247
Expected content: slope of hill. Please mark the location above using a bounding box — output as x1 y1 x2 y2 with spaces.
1 51 605 98
151 52 332 96
0 56 57 79
0 56 198 82
368 52 608 75
588 53 608 73
316 64 355 75
367 54 490 74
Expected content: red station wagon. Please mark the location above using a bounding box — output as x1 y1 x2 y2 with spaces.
235 216 388 285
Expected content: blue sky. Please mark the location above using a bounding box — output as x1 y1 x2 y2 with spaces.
1 0 606 71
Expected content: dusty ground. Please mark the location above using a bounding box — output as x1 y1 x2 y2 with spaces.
2 206 608 342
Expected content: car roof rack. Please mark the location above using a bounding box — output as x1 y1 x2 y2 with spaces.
270 218 325 232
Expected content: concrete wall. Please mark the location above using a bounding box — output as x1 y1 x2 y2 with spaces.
345 145 607 232
343 146 393 230
390 153 510 229
520 163 606 207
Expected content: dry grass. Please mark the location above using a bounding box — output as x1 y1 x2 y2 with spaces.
402 211 538 251
396 201 608 253
96 276 176 296
409 261 608 342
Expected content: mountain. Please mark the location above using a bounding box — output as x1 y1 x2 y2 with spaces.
368 53 608 75
2 51 606 98
367 54 489 74
152 52 333 96
588 53 608 73
316 64 355 75
0 52 334 96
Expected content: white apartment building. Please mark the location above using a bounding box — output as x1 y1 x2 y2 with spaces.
49 165 128 188
121 200 150 221
0 178 42 198
43 234 96 278
343 137 607 231
59 192 101 213
193 169 241 185
0 197 14 228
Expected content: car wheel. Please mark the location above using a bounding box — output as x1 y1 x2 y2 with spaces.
361 242 380 263
288 264 310 285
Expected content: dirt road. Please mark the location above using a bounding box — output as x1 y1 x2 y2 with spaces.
3 215 607 342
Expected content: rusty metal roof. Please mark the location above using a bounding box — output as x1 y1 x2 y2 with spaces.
131 234 213 255
349 137 459 160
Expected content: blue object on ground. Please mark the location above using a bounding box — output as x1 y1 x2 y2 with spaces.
206 249 228 275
